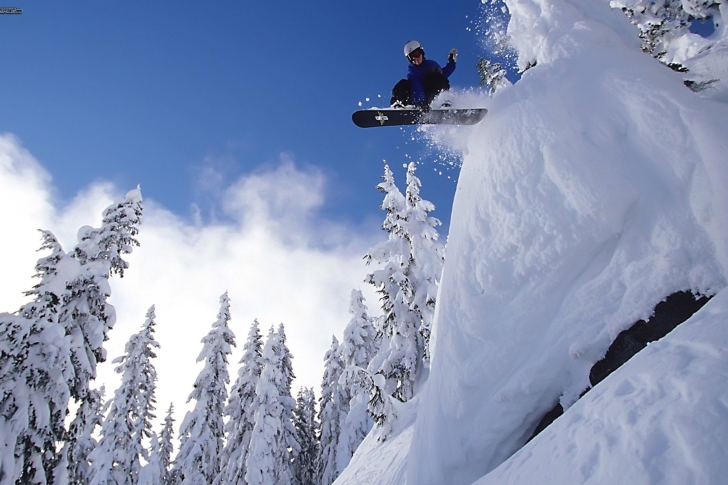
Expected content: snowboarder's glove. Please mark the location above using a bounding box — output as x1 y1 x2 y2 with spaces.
448 48 458 63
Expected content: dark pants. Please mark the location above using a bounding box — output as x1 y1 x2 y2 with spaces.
390 73 450 107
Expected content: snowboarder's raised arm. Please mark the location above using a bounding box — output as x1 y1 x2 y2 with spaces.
443 48 457 78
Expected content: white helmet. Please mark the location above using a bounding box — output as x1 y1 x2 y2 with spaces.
404 40 424 58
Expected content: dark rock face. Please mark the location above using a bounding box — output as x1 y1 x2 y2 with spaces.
527 291 712 443
589 291 711 386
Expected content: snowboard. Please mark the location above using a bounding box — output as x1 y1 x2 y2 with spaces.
352 107 487 128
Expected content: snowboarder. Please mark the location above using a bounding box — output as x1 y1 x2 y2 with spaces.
390 40 457 109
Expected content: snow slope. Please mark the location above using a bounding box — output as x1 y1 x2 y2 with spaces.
337 0 728 484
474 288 728 484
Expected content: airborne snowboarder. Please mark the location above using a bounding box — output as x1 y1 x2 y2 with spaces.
351 40 487 128
390 40 458 109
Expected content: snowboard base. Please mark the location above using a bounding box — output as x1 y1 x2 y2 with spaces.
352 107 487 128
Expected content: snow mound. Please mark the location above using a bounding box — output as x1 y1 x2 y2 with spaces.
408 2 728 484
337 1 728 484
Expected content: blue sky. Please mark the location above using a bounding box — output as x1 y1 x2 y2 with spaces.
0 0 508 413
2 0 495 232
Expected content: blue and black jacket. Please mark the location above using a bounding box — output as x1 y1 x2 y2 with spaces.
407 58 456 104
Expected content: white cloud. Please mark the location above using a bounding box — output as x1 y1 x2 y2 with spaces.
224 155 324 225
0 133 56 312
0 133 382 427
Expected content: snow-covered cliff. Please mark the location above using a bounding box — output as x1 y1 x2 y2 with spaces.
337 1 728 483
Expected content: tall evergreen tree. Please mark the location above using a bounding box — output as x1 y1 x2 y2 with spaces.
364 163 444 431
363 164 411 432
293 388 319 485
89 305 160 485
62 188 144 402
365 164 418 404
340 290 378 375
402 161 445 365
0 230 73 485
172 293 235 485
1 187 143 485
338 290 377 463
62 189 144 484
318 336 347 485
65 386 106 485
216 320 264 485
274 322 299 484
365 163 407 352
245 325 298 485
158 404 176 485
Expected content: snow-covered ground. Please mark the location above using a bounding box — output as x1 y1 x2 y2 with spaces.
337 0 728 484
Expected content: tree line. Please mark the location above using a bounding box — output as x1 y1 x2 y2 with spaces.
0 161 444 485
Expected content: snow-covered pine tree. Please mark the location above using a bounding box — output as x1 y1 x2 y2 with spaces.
477 57 509 94
274 322 300 484
245 325 298 485
216 319 264 485
364 163 407 353
365 164 421 405
89 305 160 485
340 290 378 376
244 326 282 485
0 190 142 485
293 387 319 485
0 230 74 485
140 405 174 485
402 161 445 365
172 292 235 485
338 290 377 464
318 336 348 485
358 370 396 438
158 404 175 485
363 164 413 431
64 386 105 485
62 187 143 402
363 163 444 432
